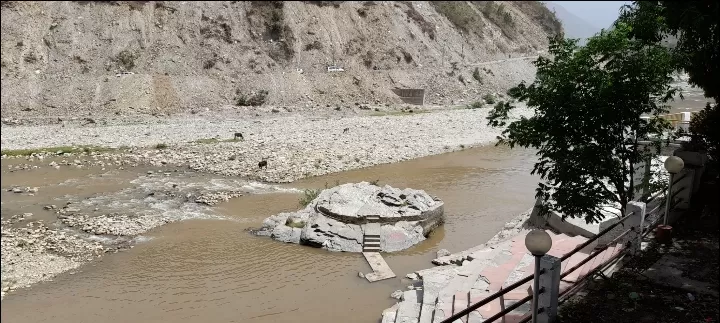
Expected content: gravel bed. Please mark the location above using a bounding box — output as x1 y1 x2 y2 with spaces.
2 106 532 183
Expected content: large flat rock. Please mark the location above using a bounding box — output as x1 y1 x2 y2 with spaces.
252 182 445 252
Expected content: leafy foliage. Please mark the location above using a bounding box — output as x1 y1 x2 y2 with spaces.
619 1 719 101
620 1 720 176
690 102 720 165
487 25 677 223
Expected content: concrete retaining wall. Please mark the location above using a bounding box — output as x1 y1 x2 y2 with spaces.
391 88 425 105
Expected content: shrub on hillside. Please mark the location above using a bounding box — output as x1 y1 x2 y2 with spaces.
235 90 269 107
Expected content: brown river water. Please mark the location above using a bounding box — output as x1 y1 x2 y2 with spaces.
1 145 538 323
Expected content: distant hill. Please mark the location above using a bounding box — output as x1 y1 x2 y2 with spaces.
543 1 601 45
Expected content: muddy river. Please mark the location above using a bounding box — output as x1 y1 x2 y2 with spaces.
1 144 538 323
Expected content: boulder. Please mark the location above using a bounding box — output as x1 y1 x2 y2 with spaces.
252 182 444 252
436 249 451 258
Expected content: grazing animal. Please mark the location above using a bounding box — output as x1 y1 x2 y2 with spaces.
343 127 349 133
258 160 268 169
234 132 244 140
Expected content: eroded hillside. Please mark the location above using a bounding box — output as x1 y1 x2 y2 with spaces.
0 1 561 118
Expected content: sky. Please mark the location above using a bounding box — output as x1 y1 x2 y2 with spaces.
548 1 631 29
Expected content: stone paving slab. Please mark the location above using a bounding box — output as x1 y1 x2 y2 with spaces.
363 252 396 282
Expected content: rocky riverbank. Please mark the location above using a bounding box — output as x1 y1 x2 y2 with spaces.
1 104 531 300
2 103 532 183
0 167 298 300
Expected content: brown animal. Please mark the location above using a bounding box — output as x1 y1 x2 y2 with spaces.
234 132 244 140
343 127 349 133
258 160 268 169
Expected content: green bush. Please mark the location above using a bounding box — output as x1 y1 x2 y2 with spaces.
235 90 269 106
472 67 483 83
483 93 496 104
468 101 485 109
116 50 137 70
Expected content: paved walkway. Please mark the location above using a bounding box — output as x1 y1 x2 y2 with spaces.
381 229 624 323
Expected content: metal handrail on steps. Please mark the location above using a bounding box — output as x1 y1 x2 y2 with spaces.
438 272 539 323
558 211 634 262
560 226 635 280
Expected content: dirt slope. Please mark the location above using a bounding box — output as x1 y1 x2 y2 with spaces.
0 1 561 119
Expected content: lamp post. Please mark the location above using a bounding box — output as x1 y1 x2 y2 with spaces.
525 230 553 323
663 156 684 225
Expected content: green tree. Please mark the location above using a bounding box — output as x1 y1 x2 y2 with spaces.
618 1 719 101
619 1 720 167
487 24 677 223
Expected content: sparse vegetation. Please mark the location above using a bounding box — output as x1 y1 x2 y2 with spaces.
458 75 466 84
362 50 374 68
299 188 322 207
298 181 339 207
284 218 306 228
23 52 38 63
303 40 323 51
116 50 137 70
203 58 217 69
304 1 343 7
401 50 413 63
477 2 518 40
467 101 484 109
430 1 484 36
402 2 436 40
191 138 239 144
199 13 233 43
512 1 563 37
235 89 268 106
154 143 168 150
472 67 483 83
1 145 117 157
483 93 496 104
247 2 295 62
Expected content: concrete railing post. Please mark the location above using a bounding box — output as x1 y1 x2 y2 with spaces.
624 201 646 255
597 202 646 254
537 255 561 323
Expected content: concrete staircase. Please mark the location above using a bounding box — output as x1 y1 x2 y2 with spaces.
363 216 381 252
382 230 624 323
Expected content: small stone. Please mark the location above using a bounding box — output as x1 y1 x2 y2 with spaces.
390 290 403 300
406 273 419 280
436 249 451 258
358 272 365 278
12 187 22 193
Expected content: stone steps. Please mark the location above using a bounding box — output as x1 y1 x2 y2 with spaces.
383 230 625 323
363 234 381 252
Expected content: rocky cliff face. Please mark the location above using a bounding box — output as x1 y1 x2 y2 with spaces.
0 1 561 118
